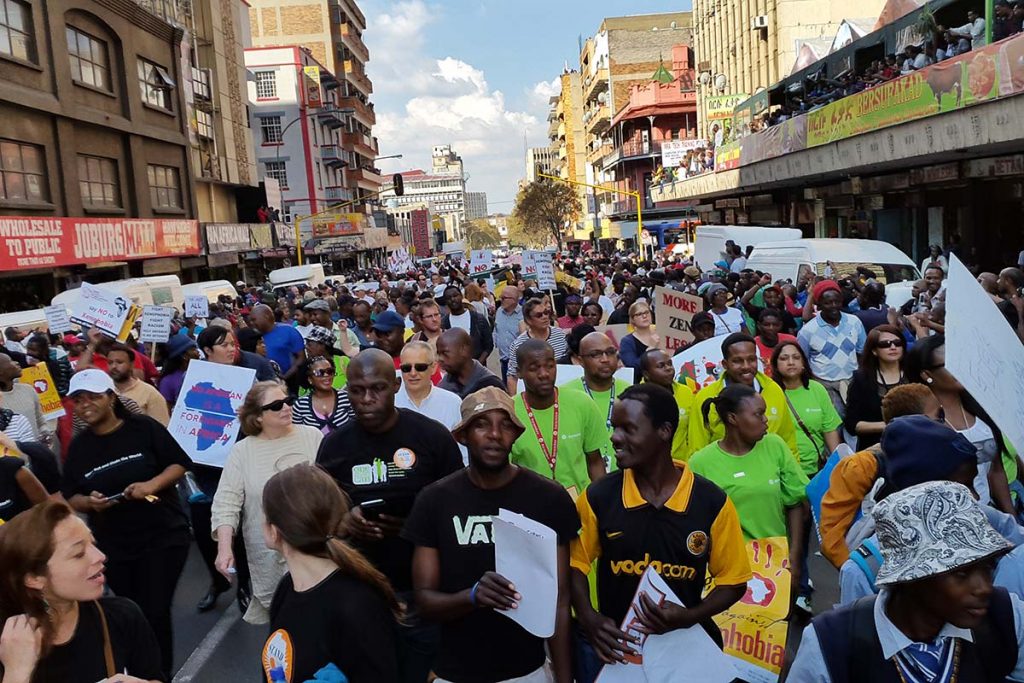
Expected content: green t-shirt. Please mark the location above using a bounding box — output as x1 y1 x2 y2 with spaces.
689 433 809 540
783 380 842 475
563 377 631 472
511 387 610 500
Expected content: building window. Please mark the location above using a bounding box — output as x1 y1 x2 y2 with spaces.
0 140 46 202
78 154 120 208
260 115 282 144
255 71 276 99
137 58 174 110
66 26 110 91
147 164 181 210
264 160 287 189
196 109 213 139
0 0 34 62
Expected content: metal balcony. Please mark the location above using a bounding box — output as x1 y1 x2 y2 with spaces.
320 145 347 169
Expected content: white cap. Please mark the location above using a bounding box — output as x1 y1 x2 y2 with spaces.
68 369 116 396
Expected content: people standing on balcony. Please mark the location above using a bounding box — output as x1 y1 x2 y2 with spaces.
949 9 987 50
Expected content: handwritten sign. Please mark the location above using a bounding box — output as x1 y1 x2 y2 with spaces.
43 304 71 334
69 283 132 340
140 305 174 343
184 295 209 319
468 249 493 275
653 286 702 350
18 364 64 420
534 252 556 290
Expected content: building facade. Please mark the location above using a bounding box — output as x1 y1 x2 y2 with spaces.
246 0 379 212
547 71 588 241
526 146 557 183
465 191 488 220
0 0 202 308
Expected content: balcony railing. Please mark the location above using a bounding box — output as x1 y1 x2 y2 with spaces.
348 166 382 187
339 96 376 126
337 22 370 62
316 105 347 128
320 145 346 168
341 131 378 157
344 59 373 95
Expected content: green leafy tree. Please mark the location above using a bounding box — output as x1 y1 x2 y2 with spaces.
465 219 502 250
512 179 581 252
505 214 548 249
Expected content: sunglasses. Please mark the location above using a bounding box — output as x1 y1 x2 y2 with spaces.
311 368 336 378
261 395 296 412
401 363 431 373
876 339 904 349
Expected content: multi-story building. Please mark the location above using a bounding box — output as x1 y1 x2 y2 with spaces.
579 13 694 240
547 71 588 242
526 146 557 183
380 170 465 216
386 201 432 256
465 192 488 220
246 0 379 212
0 0 202 308
432 144 465 176
692 0 886 137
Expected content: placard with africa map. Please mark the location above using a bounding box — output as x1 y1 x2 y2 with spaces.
167 360 256 468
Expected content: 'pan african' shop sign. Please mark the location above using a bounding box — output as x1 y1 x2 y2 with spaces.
0 217 199 269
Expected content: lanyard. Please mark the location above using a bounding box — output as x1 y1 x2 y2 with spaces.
581 378 615 431
522 389 559 475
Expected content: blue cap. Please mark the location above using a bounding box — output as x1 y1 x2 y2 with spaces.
166 334 198 359
371 310 405 333
881 415 979 492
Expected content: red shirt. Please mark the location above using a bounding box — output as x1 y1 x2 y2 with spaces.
755 334 798 376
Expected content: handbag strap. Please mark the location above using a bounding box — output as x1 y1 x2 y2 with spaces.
94 600 116 677
783 391 826 457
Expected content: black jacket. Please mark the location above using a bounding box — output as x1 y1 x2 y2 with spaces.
442 310 494 359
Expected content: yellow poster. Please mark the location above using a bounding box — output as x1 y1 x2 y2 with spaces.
19 364 65 420
555 270 583 292
708 537 790 683
117 305 143 343
303 66 322 108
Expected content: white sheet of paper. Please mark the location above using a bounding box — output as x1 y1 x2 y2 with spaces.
492 508 558 638
597 566 737 683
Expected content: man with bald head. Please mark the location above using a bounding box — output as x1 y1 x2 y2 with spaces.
248 303 304 378
437 328 504 399
316 349 463 683
565 331 630 472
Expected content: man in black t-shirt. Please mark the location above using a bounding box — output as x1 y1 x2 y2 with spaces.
317 349 463 683
404 387 579 683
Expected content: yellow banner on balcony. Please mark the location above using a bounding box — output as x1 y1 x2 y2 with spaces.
706 93 749 121
303 66 322 108
311 213 366 237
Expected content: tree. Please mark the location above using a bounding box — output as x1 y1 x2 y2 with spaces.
504 214 548 249
465 219 502 250
512 179 582 253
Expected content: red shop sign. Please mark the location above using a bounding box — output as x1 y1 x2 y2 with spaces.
0 217 200 270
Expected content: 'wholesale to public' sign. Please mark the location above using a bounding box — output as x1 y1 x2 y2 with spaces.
0 217 199 269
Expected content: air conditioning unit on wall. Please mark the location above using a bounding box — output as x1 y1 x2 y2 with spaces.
751 15 769 29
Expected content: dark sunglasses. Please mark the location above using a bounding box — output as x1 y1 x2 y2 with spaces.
311 368 336 378
401 363 431 373
261 395 296 412
876 339 904 349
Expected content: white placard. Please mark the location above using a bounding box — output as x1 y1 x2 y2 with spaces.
184 295 209 319
661 139 708 168
43 304 72 334
522 250 539 279
140 305 174 343
69 283 131 339
493 509 558 638
469 249 494 276
671 336 764 390
167 360 256 468
534 253 557 291
946 255 1024 456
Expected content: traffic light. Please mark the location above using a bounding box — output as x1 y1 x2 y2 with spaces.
392 173 404 196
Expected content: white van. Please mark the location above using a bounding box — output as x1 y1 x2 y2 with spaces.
182 280 239 305
694 226 803 270
0 309 49 335
746 239 921 308
269 264 326 291
52 275 184 312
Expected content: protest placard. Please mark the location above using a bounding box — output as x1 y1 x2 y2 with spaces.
167 360 256 467
140 305 174 343
69 283 132 339
533 253 557 290
671 336 764 390
555 270 583 292
43 304 72 334
184 295 209 319
18 364 65 420
468 249 494 276
653 286 702 350
521 250 538 279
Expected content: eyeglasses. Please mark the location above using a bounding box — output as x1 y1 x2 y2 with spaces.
583 349 619 360
875 339 904 349
311 368 336 378
401 362 431 373
261 395 296 412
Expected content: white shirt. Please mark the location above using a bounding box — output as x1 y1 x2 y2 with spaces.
448 310 471 331
729 256 748 273
955 17 987 47
395 383 467 464
294 324 314 339
709 307 746 336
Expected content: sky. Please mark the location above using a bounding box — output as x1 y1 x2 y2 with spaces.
361 0 691 213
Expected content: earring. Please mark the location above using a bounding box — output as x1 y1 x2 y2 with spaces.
926 377 933 384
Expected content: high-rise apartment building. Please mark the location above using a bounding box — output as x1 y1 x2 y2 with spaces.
547 71 588 241
465 192 488 220
246 0 379 212
526 147 557 183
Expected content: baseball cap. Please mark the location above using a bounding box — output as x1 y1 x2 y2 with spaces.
451 387 526 438
63 334 84 346
684 265 701 278
691 311 714 330
371 310 406 333
166 335 197 360
881 415 978 492
68 369 115 396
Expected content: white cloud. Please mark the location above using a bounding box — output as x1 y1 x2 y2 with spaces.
364 0 546 205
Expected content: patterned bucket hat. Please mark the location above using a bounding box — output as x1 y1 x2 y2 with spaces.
873 481 1014 586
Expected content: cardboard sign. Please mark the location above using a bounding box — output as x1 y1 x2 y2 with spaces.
43 304 72 334
556 270 583 292
709 537 791 683
534 253 557 290
184 295 209 319
69 283 132 340
140 305 174 343
468 249 493 275
18 364 65 420
167 360 256 468
653 286 703 350
521 250 538 278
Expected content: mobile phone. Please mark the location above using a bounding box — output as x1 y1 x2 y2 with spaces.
360 498 386 520
105 492 126 503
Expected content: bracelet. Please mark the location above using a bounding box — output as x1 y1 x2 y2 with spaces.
469 581 480 606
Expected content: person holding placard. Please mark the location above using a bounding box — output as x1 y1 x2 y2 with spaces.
404 387 579 683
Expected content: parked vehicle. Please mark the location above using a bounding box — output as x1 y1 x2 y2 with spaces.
693 226 802 270
51 275 184 312
182 280 239 305
268 264 326 291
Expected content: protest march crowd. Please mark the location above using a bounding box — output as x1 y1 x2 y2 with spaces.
0 239 1023 683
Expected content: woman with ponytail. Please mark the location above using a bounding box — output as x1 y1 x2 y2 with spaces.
260 464 400 683
689 384 809 608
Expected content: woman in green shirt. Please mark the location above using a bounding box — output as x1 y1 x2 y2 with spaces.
770 341 843 476
689 384 809 607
